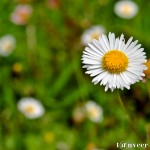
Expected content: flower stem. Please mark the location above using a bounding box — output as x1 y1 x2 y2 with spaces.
117 91 149 149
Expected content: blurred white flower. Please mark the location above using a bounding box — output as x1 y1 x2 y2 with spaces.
81 26 105 46
10 5 32 25
84 101 103 123
114 0 138 19
0 35 16 57
17 97 45 119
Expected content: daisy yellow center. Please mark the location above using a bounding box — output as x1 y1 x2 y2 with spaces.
91 33 100 40
2 41 13 51
121 5 133 15
20 12 30 20
25 105 35 113
88 108 99 118
102 50 128 74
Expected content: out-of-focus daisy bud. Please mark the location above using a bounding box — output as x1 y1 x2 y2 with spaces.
84 101 103 123
10 5 32 25
17 97 45 119
81 25 105 46
114 0 138 19
0 35 16 57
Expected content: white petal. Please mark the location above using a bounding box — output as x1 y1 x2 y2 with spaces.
128 48 144 57
126 44 142 56
86 68 103 77
82 58 100 65
114 38 120 50
112 74 117 88
109 32 116 50
92 71 108 84
82 54 100 61
118 34 125 50
85 47 101 57
87 65 101 70
122 37 133 51
101 34 110 50
82 65 91 68
125 40 138 53
100 73 111 86
105 83 109 91
99 37 109 52
121 72 133 84
93 40 106 54
83 51 98 57
88 43 103 56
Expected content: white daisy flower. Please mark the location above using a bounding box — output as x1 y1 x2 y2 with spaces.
17 97 45 119
84 101 103 123
81 26 105 46
114 0 138 19
82 32 147 91
0 35 16 56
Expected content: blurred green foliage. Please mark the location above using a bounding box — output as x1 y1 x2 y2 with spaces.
0 0 150 150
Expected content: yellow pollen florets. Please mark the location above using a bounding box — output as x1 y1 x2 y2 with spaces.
102 50 128 74
121 5 133 15
25 105 35 113
91 33 100 40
